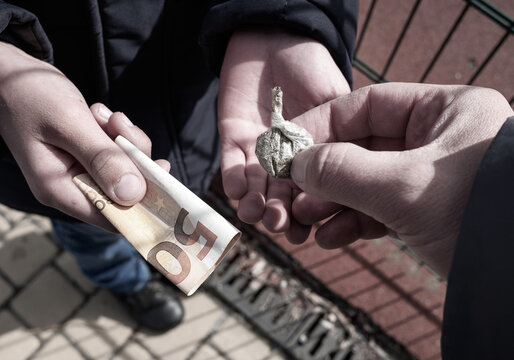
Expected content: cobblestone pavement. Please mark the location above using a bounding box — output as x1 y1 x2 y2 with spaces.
0 204 286 360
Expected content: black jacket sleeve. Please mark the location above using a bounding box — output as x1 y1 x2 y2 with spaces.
0 1 52 62
199 0 358 88
442 116 514 359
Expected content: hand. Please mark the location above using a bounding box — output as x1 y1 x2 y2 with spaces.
290 83 514 277
0 42 168 229
218 28 350 239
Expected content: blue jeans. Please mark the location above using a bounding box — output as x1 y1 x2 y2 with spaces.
51 219 151 294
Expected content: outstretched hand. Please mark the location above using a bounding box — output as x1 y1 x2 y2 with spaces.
218 28 350 239
289 83 514 277
0 42 169 230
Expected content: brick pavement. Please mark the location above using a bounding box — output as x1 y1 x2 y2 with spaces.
0 204 286 360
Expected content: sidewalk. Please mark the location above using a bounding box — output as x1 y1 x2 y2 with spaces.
0 204 286 360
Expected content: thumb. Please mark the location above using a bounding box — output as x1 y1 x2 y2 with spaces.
75 140 146 206
58 121 147 206
291 143 415 221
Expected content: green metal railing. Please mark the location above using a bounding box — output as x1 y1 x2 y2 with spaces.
353 0 514 105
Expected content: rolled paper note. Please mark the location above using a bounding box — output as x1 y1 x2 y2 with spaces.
73 136 241 296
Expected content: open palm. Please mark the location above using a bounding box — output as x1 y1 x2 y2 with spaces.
218 28 350 239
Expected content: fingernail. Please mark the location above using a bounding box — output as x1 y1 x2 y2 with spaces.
291 149 311 185
114 174 140 201
120 112 133 127
98 105 113 121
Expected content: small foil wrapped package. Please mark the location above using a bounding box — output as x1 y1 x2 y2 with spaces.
74 136 241 296
255 86 314 178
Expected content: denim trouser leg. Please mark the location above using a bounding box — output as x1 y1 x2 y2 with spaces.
51 219 151 294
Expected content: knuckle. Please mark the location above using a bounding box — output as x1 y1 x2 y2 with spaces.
32 185 57 208
309 145 338 190
138 134 152 156
89 147 118 179
89 102 102 113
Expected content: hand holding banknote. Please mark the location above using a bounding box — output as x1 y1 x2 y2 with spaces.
0 41 164 229
74 137 241 295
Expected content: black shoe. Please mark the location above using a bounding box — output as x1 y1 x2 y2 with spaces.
119 279 184 332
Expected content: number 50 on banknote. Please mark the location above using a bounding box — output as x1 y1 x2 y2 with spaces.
74 136 241 296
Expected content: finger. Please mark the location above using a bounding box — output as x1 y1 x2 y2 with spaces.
292 82 442 142
237 156 267 224
220 141 247 200
91 104 153 158
315 210 387 249
262 178 291 232
42 107 146 206
90 103 112 129
286 220 312 245
106 112 152 158
292 192 344 225
155 159 171 173
291 143 419 222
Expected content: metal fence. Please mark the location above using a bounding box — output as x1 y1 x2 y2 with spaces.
353 0 513 105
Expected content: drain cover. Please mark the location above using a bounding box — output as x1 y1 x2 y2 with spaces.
205 240 414 360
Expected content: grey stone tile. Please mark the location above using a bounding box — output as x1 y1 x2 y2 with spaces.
136 291 226 358
0 310 40 359
56 252 96 294
0 275 14 306
0 219 57 286
161 343 226 360
64 290 136 359
112 342 154 360
0 214 10 234
28 215 53 234
190 344 226 360
32 334 83 360
210 315 279 360
0 204 27 223
264 352 287 360
11 267 83 328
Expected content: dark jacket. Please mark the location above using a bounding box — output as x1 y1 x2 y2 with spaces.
0 0 357 220
442 116 514 359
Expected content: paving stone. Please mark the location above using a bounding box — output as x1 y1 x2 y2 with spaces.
136 291 225 358
294 243 341 269
264 352 287 360
0 310 40 359
158 343 224 360
191 344 226 360
408 331 441 360
113 342 154 360
64 290 136 359
349 283 401 314
56 252 96 294
210 315 278 360
11 267 83 328
354 239 389 264
329 268 381 300
387 314 439 345
0 204 27 223
0 214 10 233
0 220 57 286
370 299 418 330
28 215 53 234
309 252 362 283
0 275 14 306
32 334 83 360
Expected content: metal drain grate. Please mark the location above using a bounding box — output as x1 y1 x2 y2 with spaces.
204 239 414 360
